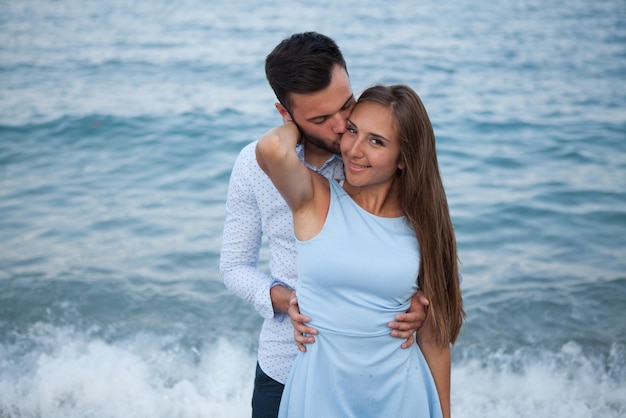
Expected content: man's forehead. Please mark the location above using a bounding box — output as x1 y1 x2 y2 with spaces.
291 92 353 119
289 66 353 118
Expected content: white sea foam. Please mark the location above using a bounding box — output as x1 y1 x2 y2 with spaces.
1 326 623 417
452 342 626 418
0 326 256 418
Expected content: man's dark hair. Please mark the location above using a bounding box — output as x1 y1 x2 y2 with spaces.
265 32 348 112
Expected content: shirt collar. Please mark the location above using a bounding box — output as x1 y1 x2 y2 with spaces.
296 143 342 173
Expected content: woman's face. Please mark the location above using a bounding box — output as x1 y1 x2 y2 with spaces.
340 101 404 188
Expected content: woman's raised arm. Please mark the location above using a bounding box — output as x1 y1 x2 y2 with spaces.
256 123 315 213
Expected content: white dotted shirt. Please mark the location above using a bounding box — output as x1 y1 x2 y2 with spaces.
220 140 344 384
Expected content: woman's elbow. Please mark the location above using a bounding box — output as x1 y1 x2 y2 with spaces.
257 133 288 170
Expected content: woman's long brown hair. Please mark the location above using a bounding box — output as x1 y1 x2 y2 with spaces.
358 85 465 347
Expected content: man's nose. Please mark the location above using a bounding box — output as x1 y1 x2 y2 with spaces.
331 113 348 134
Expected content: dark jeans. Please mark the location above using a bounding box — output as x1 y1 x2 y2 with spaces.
252 362 285 418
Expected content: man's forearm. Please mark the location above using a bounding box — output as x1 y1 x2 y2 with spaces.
221 265 274 318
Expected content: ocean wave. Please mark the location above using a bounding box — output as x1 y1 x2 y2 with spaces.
0 326 623 418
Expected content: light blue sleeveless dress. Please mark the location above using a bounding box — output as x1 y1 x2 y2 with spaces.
278 180 443 418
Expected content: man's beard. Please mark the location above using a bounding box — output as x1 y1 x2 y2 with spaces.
292 121 341 155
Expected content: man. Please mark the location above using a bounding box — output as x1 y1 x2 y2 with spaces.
220 32 427 418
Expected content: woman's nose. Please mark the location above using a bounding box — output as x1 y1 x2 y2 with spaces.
346 136 364 157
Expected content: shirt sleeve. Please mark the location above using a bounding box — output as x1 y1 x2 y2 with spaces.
219 146 276 319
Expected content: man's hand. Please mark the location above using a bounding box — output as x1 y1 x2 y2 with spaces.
270 285 295 314
388 291 429 349
288 292 318 352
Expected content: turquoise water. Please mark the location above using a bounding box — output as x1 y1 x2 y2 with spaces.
1 1 625 416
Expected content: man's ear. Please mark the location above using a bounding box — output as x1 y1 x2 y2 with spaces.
275 103 291 122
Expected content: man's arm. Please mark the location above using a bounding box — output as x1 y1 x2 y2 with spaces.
220 144 276 319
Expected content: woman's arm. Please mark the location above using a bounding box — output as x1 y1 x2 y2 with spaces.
417 323 451 418
256 123 314 213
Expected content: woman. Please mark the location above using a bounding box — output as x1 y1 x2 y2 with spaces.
256 84 464 417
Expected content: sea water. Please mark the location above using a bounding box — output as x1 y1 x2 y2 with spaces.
1 0 625 417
